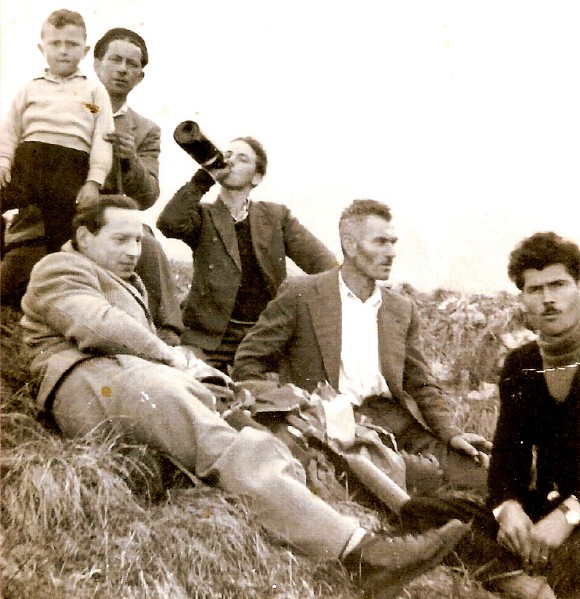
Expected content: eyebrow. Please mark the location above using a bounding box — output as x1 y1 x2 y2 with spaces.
526 278 568 290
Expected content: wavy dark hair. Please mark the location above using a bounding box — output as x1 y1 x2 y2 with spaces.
231 136 268 176
508 231 580 290
71 195 139 248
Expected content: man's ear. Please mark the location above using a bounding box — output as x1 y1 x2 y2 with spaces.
251 172 264 187
37 42 45 56
341 233 357 258
82 45 90 59
75 225 91 251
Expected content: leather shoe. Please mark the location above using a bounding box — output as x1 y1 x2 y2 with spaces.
487 572 556 599
343 519 469 599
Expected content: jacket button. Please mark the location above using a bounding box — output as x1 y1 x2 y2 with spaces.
212 237 218 242
208 264 214 269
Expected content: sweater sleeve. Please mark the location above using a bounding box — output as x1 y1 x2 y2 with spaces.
87 81 114 186
281 207 337 273
0 84 27 170
487 350 535 509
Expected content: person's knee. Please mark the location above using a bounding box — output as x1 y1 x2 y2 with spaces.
236 427 307 486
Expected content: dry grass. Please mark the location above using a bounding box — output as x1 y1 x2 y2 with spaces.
0 270 524 598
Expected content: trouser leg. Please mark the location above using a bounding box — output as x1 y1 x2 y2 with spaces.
400 497 580 596
399 496 520 577
397 424 488 492
43 145 88 253
358 397 487 492
52 355 358 559
0 243 46 307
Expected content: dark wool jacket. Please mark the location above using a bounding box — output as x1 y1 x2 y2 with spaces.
157 169 337 350
488 341 580 519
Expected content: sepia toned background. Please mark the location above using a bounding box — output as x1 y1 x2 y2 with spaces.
2 0 579 292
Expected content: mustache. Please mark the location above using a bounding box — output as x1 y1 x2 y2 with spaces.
542 307 561 316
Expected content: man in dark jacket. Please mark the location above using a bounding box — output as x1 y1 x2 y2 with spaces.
401 231 580 599
157 136 337 371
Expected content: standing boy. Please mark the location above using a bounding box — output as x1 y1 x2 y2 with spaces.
0 9 113 253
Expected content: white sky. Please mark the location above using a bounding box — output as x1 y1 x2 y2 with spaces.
1 0 579 293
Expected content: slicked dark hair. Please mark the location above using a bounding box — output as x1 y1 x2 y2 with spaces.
41 9 86 39
72 195 139 248
508 231 580 290
94 27 148 67
231 136 268 177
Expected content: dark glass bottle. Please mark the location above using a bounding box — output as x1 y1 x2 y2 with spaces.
173 121 227 169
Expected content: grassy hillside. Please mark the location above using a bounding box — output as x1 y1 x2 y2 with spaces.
1 263 531 599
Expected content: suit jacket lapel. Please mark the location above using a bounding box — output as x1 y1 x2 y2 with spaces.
113 109 137 137
307 269 342 389
113 271 153 325
209 200 241 270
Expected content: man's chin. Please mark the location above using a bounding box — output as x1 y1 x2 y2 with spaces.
116 267 136 279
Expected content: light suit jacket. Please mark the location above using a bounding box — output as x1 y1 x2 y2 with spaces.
232 268 461 442
157 169 337 350
20 242 176 411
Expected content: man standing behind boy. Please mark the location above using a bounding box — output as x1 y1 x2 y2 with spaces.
93 28 183 342
0 9 113 253
1 26 183 342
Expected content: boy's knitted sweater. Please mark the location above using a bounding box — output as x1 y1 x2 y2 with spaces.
0 69 113 185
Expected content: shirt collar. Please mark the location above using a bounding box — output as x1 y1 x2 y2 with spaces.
35 68 87 83
113 102 130 118
338 270 383 309
220 196 251 222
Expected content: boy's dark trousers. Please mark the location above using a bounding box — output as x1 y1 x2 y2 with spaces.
1 141 89 253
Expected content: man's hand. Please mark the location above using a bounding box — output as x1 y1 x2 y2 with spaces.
171 345 233 386
104 131 137 162
204 163 230 184
449 432 492 467
528 508 574 568
76 181 101 207
495 499 534 561
0 165 11 187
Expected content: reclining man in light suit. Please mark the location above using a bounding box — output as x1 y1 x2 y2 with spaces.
233 199 492 492
20 195 468 599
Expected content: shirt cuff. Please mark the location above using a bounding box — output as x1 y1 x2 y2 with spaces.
492 499 522 521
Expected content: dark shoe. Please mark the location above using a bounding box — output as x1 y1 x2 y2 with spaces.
343 519 469 599
487 573 556 599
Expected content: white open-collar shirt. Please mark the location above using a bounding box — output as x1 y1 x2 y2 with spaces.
338 272 390 404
